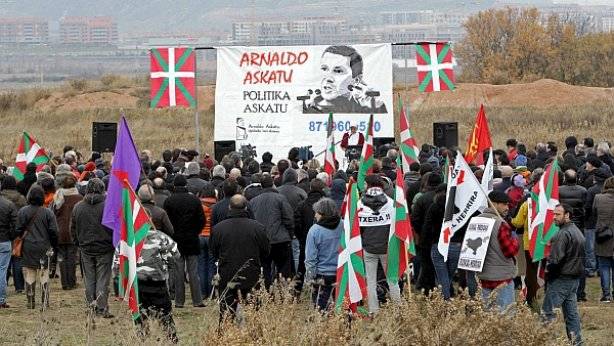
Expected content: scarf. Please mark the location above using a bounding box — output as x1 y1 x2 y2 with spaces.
53 187 80 210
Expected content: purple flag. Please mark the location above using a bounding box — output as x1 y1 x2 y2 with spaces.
102 116 141 246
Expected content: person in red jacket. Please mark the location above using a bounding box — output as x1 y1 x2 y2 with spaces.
506 174 526 213
340 126 364 150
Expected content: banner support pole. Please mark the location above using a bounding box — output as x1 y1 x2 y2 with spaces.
195 110 200 154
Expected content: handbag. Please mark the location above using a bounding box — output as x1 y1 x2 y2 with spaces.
596 226 614 244
11 207 43 257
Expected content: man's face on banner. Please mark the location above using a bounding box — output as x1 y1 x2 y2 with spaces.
320 52 354 101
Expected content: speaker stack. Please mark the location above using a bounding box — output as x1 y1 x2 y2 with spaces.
92 122 117 153
433 122 458 149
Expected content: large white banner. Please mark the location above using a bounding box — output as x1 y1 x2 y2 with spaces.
215 44 393 160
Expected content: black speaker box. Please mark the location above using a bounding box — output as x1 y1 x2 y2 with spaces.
433 122 458 149
92 122 117 153
214 140 236 162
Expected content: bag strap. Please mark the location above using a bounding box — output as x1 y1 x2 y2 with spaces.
20 207 44 240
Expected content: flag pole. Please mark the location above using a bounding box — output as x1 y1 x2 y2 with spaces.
195 109 200 155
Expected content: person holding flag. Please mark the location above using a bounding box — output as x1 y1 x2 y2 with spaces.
358 174 401 314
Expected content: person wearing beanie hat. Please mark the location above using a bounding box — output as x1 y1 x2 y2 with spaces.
185 162 209 195
296 168 310 194
476 189 518 312
71 177 114 317
163 171 206 308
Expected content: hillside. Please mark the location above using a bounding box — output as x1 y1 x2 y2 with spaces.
0 79 613 163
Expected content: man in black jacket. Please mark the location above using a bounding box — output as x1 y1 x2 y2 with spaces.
293 179 327 292
542 204 585 345
71 178 114 317
0 195 17 308
210 195 270 321
249 175 294 288
164 175 206 308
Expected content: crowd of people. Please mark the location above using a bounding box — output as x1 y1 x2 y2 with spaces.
0 135 611 345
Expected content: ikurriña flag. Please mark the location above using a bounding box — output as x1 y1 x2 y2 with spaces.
415 42 455 92
528 160 561 262
13 132 49 181
118 179 151 320
150 47 196 108
386 155 416 284
335 178 367 311
398 96 419 173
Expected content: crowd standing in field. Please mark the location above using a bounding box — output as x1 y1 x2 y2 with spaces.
0 136 612 345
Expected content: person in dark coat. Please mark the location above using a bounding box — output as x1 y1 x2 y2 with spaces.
260 152 274 174
244 174 263 201
293 179 327 292
210 195 270 322
163 175 205 308
152 177 171 208
277 168 307 210
185 162 210 195
249 175 294 288
0 191 17 308
71 178 114 317
296 169 310 194
329 178 346 212
410 173 441 294
50 176 82 290
0 175 26 293
138 185 174 236
16 185 58 309
16 162 38 197
211 179 239 227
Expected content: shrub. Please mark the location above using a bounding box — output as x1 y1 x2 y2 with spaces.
68 79 88 92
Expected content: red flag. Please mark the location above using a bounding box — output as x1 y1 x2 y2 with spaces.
464 104 492 165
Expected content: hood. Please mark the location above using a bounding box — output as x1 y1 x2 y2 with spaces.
330 179 346 201
84 193 105 205
317 215 341 230
361 188 387 212
282 168 298 185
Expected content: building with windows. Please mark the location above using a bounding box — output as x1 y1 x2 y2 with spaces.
59 16 118 44
0 17 49 44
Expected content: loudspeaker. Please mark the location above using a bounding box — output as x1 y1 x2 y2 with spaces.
92 122 117 153
214 140 236 162
433 122 458 149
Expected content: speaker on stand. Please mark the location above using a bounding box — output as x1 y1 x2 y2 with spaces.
92 122 118 153
433 122 458 149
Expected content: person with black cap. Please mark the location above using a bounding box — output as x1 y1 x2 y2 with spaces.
476 190 519 312
163 175 206 308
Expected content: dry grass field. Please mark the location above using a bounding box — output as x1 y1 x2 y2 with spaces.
0 78 612 163
0 274 613 345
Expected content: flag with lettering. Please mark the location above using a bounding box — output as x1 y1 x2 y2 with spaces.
323 113 336 184
150 47 196 108
13 132 49 181
118 180 151 320
416 42 455 92
438 151 488 261
398 97 419 172
335 178 367 311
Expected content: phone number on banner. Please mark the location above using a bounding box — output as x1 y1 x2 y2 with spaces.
308 121 382 132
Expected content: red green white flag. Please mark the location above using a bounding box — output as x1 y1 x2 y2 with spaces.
528 160 561 262
416 42 455 92
398 97 419 172
118 180 151 320
14 132 49 182
150 47 197 108
356 114 374 191
335 178 367 311
387 156 416 284
323 112 336 184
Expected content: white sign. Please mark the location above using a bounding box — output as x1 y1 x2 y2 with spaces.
457 217 496 272
215 44 394 160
